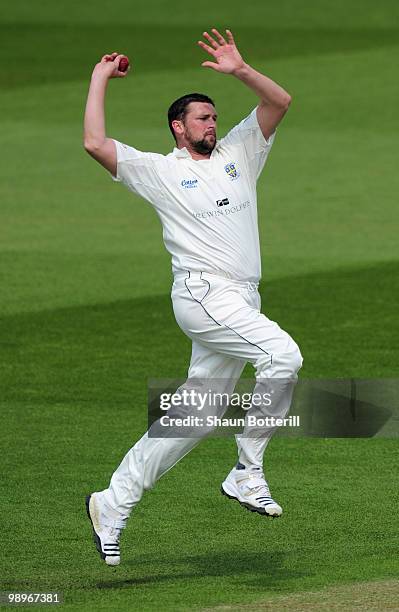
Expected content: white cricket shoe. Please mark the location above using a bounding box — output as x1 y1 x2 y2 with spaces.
85 492 127 566
221 465 282 517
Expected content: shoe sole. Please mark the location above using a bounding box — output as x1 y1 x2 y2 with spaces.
220 485 281 518
85 495 106 561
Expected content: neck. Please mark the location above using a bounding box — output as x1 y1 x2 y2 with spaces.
188 148 212 161
177 141 212 161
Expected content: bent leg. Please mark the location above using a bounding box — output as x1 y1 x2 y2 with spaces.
103 341 245 516
173 272 303 470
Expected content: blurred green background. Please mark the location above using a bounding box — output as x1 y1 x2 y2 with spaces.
1 1 398 610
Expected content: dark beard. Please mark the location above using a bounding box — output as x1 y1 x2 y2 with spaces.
191 136 216 155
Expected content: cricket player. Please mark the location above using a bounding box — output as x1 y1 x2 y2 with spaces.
83 28 302 565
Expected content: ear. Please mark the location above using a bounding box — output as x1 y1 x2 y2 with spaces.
172 119 184 136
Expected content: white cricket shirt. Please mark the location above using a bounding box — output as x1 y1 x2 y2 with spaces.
112 108 275 283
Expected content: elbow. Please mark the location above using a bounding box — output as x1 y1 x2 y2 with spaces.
83 140 97 154
281 93 292 111
261 94 292 114
83 137 105 155
275 94 291 118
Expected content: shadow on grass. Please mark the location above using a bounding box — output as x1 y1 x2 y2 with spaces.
1 260 398 405
97 550 308 589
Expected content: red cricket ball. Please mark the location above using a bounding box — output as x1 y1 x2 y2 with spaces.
118 56 129 72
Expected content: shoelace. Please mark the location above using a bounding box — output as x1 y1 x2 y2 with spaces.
244 473 272 498
113 517 127 530
103 516 127 545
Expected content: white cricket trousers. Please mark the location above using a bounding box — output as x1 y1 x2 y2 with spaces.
103 271 303 516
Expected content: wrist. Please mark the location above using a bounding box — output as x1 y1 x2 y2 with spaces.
232 62 250 79
91 67 111 84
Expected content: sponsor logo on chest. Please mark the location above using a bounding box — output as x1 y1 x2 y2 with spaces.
181 178 199 189
216 197 230 207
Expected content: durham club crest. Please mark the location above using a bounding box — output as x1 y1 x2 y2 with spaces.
224 162 240 180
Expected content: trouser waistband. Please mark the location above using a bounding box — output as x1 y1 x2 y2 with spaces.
174 270 259 292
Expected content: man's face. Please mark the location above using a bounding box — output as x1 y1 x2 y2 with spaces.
181 102 218 155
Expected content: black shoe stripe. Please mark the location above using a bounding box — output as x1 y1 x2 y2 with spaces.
220 485 281 518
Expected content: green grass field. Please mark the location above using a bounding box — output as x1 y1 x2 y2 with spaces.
1 1 399 609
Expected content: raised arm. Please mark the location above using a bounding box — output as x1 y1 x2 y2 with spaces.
83 52 130 175
198 29 291 140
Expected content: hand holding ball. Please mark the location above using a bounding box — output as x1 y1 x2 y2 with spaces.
100 52 130 78
118 56 130 73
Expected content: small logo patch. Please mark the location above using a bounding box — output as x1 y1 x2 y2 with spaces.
224 162 240 180
216 197 230 207
181 178 199 189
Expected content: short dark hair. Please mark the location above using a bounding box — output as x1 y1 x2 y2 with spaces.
167 93 215 141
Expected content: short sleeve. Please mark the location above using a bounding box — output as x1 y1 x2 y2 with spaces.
111 139 165 204
220 108 276 180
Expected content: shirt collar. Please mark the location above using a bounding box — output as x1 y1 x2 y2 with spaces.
172 141 221 159
173 146 191 159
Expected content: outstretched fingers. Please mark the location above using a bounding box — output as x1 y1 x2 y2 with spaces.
198 40 217 57
198 28 238 71
201 61 220 71
225 29 235 45
198 29 235 54
202 31 219 49
211 28 227 45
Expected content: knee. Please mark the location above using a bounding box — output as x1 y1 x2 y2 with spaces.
256 343 303 378
287 344 303 375
291 344 303 374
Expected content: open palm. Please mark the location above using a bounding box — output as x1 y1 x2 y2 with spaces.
198 29 245 74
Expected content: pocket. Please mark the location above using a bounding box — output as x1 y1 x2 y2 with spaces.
185 276 210 303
